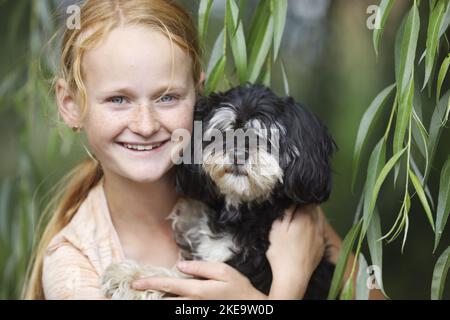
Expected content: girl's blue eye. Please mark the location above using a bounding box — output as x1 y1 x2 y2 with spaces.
158 94 177 104
110 96 126 104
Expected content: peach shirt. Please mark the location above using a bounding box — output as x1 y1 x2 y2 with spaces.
42 179 126 299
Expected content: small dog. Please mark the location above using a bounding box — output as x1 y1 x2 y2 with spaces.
101 84 336 299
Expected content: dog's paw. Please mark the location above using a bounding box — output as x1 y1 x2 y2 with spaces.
100 260 188 300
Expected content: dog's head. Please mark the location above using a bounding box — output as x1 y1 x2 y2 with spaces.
178 84 336 208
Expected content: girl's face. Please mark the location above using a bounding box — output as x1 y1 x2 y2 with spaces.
80 25 198 184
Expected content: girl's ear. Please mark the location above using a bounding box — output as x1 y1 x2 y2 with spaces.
56 78 81 128
198 71 205 93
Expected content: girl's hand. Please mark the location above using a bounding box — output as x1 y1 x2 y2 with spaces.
131 260 268 300
266 204 326 299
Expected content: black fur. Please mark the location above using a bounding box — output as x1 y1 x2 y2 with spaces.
176 83 337 299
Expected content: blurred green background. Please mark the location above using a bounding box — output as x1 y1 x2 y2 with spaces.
0 0 449 299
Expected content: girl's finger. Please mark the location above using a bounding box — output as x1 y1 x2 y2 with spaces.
176 260 236 281
132 277 202 297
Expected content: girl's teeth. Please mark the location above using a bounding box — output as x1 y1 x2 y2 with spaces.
123 143 162 151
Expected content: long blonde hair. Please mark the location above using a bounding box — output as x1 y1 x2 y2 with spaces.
23 0 202 299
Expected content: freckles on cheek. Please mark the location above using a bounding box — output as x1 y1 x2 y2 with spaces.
84 110 124 142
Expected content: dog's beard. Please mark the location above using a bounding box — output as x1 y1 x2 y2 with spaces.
202 146 283 207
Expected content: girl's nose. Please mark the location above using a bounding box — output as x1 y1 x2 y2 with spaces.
129 104 161 137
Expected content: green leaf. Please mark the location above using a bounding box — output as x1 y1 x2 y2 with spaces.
340 278 355 300
226 0 248 84
410 156 434 210
419 50 426 65
249 17 273 83
394 14 407 82
401 192 411 253
363 139 386 232
394 75 414 159
280 59 290 96
381 193 410 247
411 108 429 173
438 1 450 39
260 50 272 86
355 253 370 300
443 95 450 125
444 33 450 50
272 0 287 61
393 1 420 184
353 191 365 224
426 90 450 182
430 0 437 10
396 1 420 97
352 84 395 191
247 0 270 48
205 56 226 94
365 147 407 235
367 208 388 296
328 220 362 300
248 16 274 83
409 168 435 232
423 0 446 90
373 0 395 56
436 54 450 104
198 0 214 46
434 157 450 252
206 28 225 84
431 246 450 300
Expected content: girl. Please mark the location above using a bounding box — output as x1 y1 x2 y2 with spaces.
23 0 372 300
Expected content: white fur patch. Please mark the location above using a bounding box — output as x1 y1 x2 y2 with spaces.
168 198 237 262
100 260 189 300
204 106 236 139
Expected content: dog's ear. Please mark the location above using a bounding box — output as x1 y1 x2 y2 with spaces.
280 98 336 204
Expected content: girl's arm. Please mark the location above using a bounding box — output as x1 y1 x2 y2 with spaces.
267 205 386 300
42 243 106 300
266 204 326 299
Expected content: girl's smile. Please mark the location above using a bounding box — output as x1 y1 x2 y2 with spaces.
116 139 171 156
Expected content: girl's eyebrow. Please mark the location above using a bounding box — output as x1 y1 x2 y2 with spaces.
151 85 187 98
98 86 137 99
98 84 187 99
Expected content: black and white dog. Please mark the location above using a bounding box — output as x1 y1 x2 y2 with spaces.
101 84 336 300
